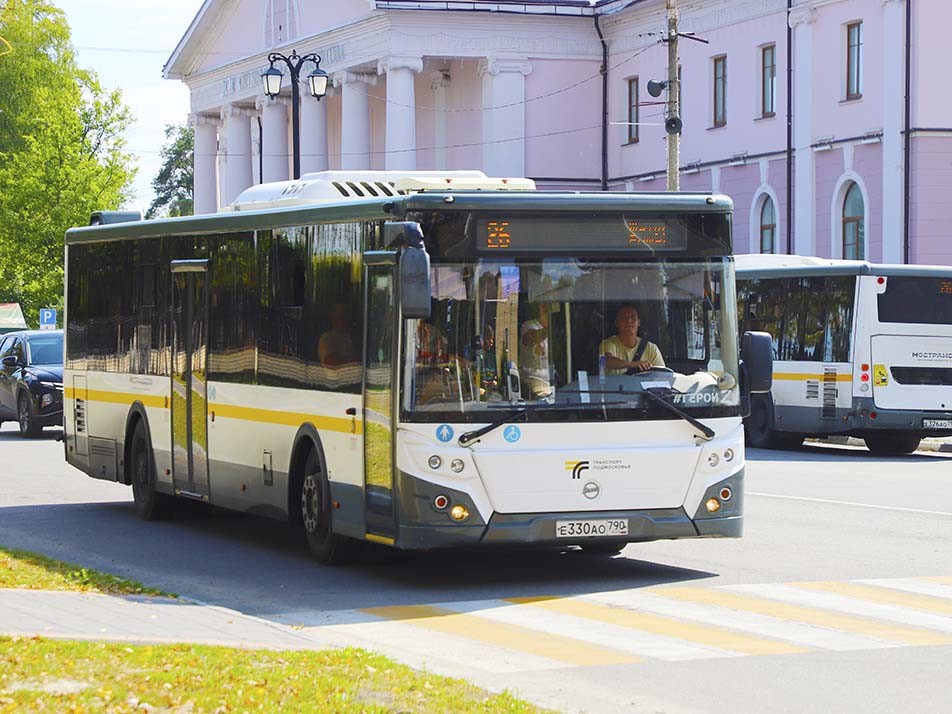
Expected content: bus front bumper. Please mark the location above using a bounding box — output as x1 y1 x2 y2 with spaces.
395 471 743 549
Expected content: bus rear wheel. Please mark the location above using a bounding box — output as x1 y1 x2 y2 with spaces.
745 394 802 450
863 433 921 455
298 449 358 565
130 421 174 520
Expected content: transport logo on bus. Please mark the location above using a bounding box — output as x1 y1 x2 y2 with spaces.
565 460 590 479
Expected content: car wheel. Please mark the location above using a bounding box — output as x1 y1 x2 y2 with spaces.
298 449 359 565
17 393 41 438
130 421 174 520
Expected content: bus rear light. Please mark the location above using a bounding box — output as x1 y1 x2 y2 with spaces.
877 277 885 285
870 412 878 420
433 494 449 511
861 373 870 382
450 505 470 521
705 498 721 513
861 364 870 372
719 487 733 501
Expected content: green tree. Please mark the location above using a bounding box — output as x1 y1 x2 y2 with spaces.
0 0 136 326
146 123 193 219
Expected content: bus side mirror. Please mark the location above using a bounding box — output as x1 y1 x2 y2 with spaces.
384 222 431 320
740 331 773 394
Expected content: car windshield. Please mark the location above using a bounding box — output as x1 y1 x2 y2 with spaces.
29 335 63 365
401 259 739 422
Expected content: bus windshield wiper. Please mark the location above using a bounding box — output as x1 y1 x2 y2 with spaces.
457 401 631 447
641 388 716 441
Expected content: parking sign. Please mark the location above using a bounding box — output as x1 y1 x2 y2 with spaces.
39 308 57 330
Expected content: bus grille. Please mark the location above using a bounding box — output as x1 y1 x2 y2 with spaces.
890 367 952 386
822 369 838 419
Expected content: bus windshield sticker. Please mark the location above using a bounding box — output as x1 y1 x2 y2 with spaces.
503 425 521 443
436 424 454 442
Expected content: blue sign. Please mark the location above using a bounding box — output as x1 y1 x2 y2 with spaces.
503 425 522 443
39 308 57 330
436 424 454 443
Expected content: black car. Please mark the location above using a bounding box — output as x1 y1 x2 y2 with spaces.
0 329 64 437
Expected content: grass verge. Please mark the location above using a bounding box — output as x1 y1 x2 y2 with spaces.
0 638 548 713
0 548 171 597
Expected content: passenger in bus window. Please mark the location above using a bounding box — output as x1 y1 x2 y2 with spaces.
520 309 551 398
318 302 357 366
599 305 665 374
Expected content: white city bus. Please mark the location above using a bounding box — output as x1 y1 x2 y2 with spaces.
736 254 952 454
63 171 771 563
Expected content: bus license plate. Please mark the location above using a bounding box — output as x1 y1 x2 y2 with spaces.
923 419 952 429
555 519 629 538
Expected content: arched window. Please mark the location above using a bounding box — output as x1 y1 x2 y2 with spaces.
760 196 776 253
842 182 865 260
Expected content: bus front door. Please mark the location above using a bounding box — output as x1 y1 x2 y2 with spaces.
170 260 210 501
363 257 396 539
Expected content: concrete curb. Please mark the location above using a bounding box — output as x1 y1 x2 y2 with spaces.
815 436 952 453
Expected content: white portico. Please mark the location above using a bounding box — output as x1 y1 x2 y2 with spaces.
163 0 602 213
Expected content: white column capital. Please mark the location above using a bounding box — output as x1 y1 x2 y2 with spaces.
788 6 817 29
220 104 256 121
189 113 220 128
431 70 451 92
255 95 291 113
378 55 424 76
478 58 533 78
333 70 377 88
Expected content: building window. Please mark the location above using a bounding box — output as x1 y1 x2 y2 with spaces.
846 22 863 100
842 182 865 260
760 196 777 254
761 45 776 117
713 56 727 127
627 77 639 143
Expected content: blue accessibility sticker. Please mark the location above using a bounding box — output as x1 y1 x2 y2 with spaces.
436 424 455 443
503 425 522 443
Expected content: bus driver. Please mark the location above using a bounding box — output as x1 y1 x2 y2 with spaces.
599 305 665 375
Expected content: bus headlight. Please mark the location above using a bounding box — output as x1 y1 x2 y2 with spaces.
723 449 734 462
705 498 721 513
450 458 465 473
450 505 470 521
428 455 442 470
707 453 719 468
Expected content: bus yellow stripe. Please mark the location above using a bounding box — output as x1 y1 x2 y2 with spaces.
363 605 638 666
773 373 853 382
653 587 952 646
364 533 395 545
506 596 806 656
793 581 952 617
64 387 167 409
210 403 361 435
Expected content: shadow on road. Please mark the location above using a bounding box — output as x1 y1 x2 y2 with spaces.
0 427 63 441
745 443 947 463
0 499 716 623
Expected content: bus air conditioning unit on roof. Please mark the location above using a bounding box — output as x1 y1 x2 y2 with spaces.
222 170 536 212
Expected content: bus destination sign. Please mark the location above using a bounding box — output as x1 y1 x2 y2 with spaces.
476 215 689 253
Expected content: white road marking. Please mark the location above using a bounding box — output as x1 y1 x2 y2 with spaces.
747 491 952 517
861 578 952 600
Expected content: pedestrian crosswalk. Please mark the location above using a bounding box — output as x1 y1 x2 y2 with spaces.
282 575 952 672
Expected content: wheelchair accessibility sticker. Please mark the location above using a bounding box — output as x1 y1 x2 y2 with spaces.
436 424 454 442
503 425 522 443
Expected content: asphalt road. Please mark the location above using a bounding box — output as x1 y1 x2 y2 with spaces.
2 421 951 714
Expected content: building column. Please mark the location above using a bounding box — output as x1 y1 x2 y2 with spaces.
431 71 451 169
257 96 290 183
790 7 816 256
882 0 906 263
334 71 376 170
189 113 220 215
299 79 329 175
220 104 255 205
479 58 532 178
378 56 424 170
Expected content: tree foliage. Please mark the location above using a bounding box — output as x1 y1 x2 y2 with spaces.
0 1 136 325
146 123 193 219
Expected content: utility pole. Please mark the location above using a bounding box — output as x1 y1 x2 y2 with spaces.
666 0 680 191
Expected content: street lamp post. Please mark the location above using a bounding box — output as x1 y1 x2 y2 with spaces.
261 50 328 179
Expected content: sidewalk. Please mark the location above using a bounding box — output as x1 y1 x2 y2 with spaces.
0 589 339 650
815 435 952 453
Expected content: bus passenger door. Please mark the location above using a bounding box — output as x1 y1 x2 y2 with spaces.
363 255 397 539
170 260 210 501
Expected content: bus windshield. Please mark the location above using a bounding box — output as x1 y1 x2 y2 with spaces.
402 259 739 422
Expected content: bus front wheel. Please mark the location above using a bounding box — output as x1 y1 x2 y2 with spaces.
863 433 921 455
298 449 358 565
130 421 174 520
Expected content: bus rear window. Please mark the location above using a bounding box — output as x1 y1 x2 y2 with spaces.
878 276 952 325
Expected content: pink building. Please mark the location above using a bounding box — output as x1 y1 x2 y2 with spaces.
165 0 948 264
